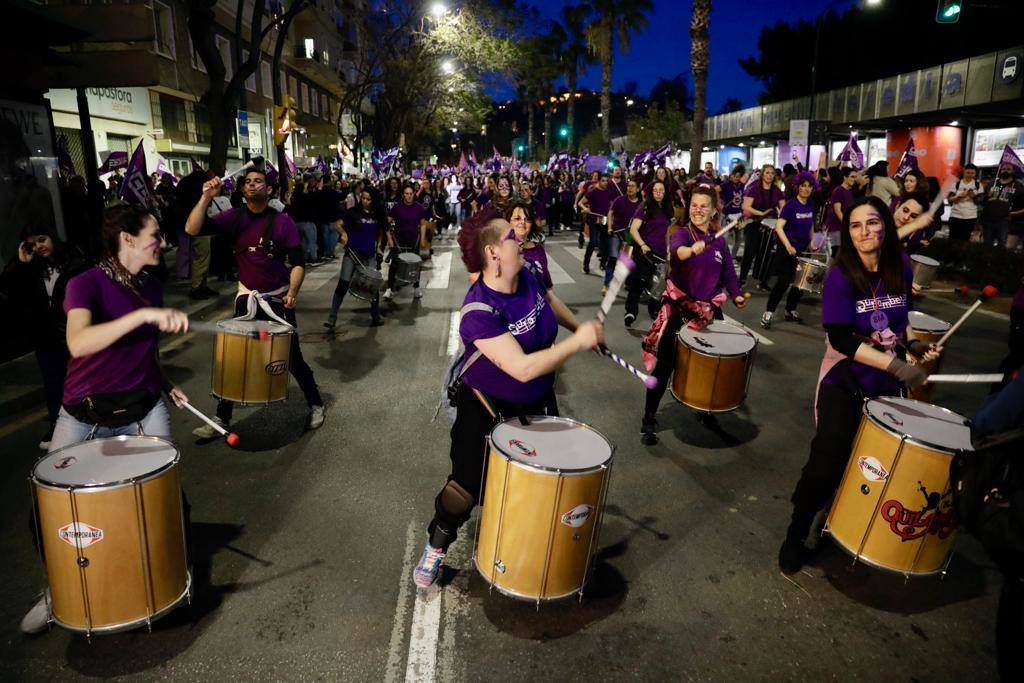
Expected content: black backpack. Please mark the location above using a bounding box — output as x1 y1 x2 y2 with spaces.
950 427 1024 560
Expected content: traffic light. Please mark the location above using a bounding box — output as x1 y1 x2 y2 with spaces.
559 127 569 138
273 95 297 145
517 144 526 152
935 0 961 23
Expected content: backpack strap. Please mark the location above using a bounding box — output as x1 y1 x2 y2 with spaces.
230 207 280 257
457 300 497 380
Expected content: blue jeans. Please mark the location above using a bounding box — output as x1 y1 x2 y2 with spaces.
48 400 173 454
321 223 339 258
603 233 622 285
983 218 1010 248
297 222 318 261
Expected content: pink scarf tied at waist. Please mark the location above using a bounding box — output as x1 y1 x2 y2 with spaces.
641 279 727 372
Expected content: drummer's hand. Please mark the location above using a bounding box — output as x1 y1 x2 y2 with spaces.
911 283 923 295
283 293 298 309
639 243 651 256
785 244 797 257
733 295 747 309
201 176 223 199
691 240 707 256
168 386 188 408
18 240 34 263
921 343 943 364
139 307 189 333
572 320 604 351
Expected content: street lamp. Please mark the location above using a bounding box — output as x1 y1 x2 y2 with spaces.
430 2 447 18
441 60 454 74
626 99 634 106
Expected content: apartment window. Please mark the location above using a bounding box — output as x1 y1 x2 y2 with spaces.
301 83 309 113
322 94 329 121
311 87 319 117
159 94 188 136
243 50 256 92
152 1 175 58
189 36 206 73
288 74 298 101
303 38 315 59
215 35 232 83
261 61 272 98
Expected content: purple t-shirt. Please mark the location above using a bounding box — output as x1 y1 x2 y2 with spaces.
633 205 672 258
668 226 741 301
821 264 914 397
720 180 745 216
212 207 301 292
778 198 817 251
389 201 427 246
584 185 615 216
610 195 641 233
743 182 785 217
529 198 547 222
62 267 164 404
460 267 558 404
608 179 627 198
825 185 855 233
343 208 380 255
522 244 553 290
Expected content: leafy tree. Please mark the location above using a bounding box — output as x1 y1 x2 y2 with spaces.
649 73 693 112
717 97 743 114
578 127 606 155
558 4 595 152
688 0 711 176
625 104 690 153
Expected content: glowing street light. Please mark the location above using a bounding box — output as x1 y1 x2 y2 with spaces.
441 60 454 74
626 99 634 106
430 2 448 18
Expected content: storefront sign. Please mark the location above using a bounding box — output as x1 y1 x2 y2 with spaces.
45 88 152 126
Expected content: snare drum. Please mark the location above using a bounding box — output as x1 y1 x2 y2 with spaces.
212 319 293 405
672 321 757 412
792 256 828 294
349 264 383 301
825 397 971 577
31 436 191 634
905 311 952 402
475 417 614 602
910 254 940 289
393 252 422 288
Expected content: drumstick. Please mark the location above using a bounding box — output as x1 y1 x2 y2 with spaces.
924 285 970 296
188 320 270 341
929 176 960 217
936 285 998 347
180 400 240 446
597 251 635 323
927 373 1005 384
598 345 658 389
713 215 742 240
221 160 256 183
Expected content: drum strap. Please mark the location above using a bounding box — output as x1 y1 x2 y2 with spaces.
235 291 294 328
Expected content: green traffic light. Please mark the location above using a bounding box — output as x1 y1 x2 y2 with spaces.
517 145 525 152
559 127 569 137
936 0 961 23
943 4 960 17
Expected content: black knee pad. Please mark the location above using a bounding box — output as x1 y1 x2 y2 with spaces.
438 479 475 518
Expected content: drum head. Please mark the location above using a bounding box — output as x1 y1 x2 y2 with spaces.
863 398 972 451
678 321 756 356
398 253 422 265
908 310 951 333
356 266 383 280
34 436 179 488
911 254 940 267
490 416 613 471
216 319 293 336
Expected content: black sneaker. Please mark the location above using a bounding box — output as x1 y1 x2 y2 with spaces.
578 236 585 249
370 316 384 327
189 288 214 301
624 312 636 328
784 310 803 324
641 416 659 445
778 537 806 575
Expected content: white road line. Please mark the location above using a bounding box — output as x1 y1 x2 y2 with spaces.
425 251 453 289
435 536 471 682
561 245 584 262
405 583 443 682
724 314 774 346
384 520 419 683
543 251 576 285
445 311 462 357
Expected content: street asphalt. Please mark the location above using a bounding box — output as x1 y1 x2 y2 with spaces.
0 230 1011 681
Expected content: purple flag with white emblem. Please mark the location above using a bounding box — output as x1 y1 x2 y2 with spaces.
284 153 297 175
893 138 918 180
97 150 129 176
1000 144 1024 177
119 140 150 206
837 133 864 170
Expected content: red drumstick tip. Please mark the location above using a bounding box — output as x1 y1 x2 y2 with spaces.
225 433 240 447
644 375 659 389
257 329 269 341
956 285 969 295
982 285 998 299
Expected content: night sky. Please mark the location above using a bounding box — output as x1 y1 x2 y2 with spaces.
527 0 840 110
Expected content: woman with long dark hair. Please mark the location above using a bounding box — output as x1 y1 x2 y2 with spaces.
624 180 675 326
778 196 943 574
760 172 820 329
325 188 385 328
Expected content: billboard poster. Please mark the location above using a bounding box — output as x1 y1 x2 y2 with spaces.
972 127 1024 167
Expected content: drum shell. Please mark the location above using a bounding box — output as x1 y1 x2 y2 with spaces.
393 253 422 287
349 265 383 301
475 437 611 601
672 335 755 412
911 256 939 288
33 446 188 632
826 407 960 576
211 327 292 404
791 257 827 295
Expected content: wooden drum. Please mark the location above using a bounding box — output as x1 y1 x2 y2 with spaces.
475 417 614 603
672 321 757 412
825 397 971 577
211 319 293 405
31 436 191 635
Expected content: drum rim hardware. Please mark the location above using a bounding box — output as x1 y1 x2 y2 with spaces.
676 322 758 360
863 397 972 454
489 416 615 474
32 436 181 491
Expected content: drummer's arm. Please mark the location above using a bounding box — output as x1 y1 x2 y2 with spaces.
896 213 934 241
629 218 648 253
742 196 761 218
66 307 186 358
774 219 796 255
283 246 306 308
475 331 589 383
546 290 579 332
825 323 901 372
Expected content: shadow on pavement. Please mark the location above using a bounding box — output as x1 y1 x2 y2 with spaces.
220 391 318 452
670 410 760 449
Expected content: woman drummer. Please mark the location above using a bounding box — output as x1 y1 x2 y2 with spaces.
639 186 746 445
325 188 385 328
891 191 933 255
624 180 674 327
413 216 602 587
760 171 820 329
778 196 943 574
19 205 191 634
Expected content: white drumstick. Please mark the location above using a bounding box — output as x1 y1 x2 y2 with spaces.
936 285 998 347
713 215 742 240
598 252 635 322
221 160 256 183
926 373 1005 384
187 320 271 340
929 176 960 217
180 400 240 446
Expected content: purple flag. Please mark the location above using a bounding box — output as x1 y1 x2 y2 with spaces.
584 155 608 173
411 169 423 179
189 156 204 174
56 133 75 179
119 140 150 206
999 144 1024 177
97 150 129 176
314 155 330 175
651 143 673 167
893 138 918 180
265 161 279 185
837 133 865 169
284 153 296 175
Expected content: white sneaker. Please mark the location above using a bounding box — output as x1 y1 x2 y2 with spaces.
383 288 394 301
413 287 422 299
192 417 227 439
308 405 326 430
20 591 50 635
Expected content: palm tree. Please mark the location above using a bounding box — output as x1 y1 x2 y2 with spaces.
689 0 712 176
518 30 561 162
560 5 594 152
584 0 653 146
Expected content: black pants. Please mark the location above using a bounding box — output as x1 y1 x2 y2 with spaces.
331 250 381 320
428 384 558 550
36 346 68 425
785 383 871 540
386 245 421 290
739 221 764 285
583 217 605 271
644 307 724 417
948 217 976 241
625 252 659 317
765 250 805 314
216 296 323 422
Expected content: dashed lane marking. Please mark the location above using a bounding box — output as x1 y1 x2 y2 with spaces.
384 520 419 683
425 251 453 290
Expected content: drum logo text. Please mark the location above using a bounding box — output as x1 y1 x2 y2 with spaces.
880 497 957 542
53 456 77 470
508 439 537 457
57 522 104 548
857 456 889 482
560 504 594 528
265 360 288 376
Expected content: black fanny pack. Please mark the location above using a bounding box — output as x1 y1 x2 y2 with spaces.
64 389 159 428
